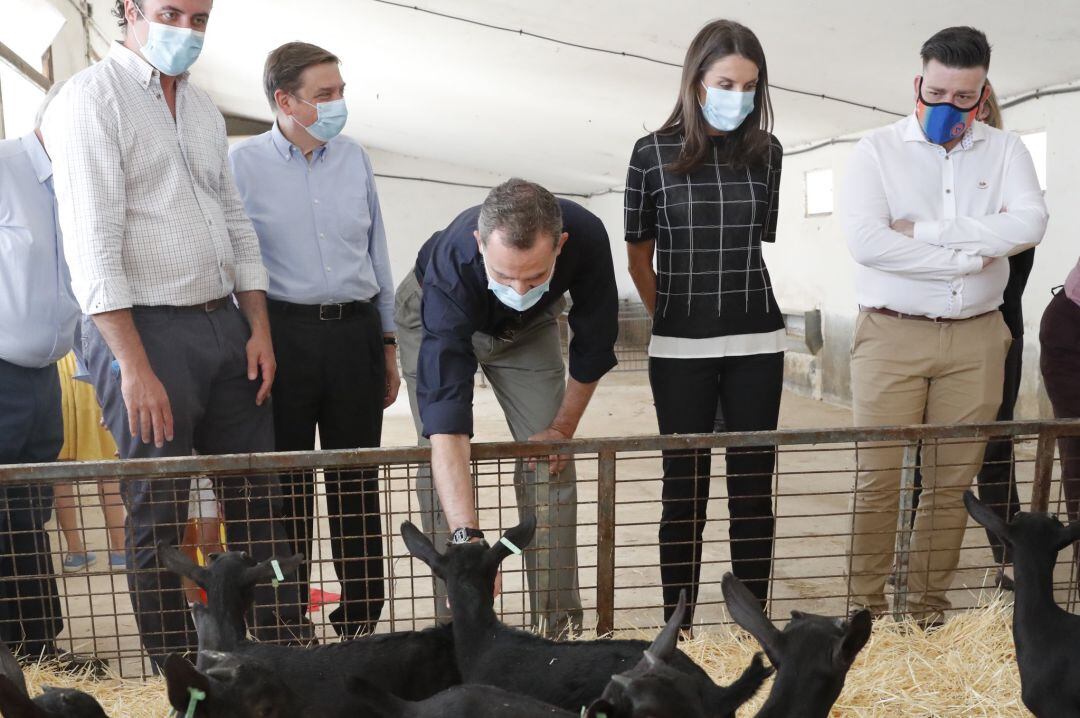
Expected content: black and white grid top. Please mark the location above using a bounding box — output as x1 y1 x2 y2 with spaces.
625 131 786 359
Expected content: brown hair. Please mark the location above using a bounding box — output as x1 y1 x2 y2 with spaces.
478 178 563 250
263 42 340 111
657 19 774 174
979 84 1003 129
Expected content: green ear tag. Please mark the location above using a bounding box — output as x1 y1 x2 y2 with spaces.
499 536 522 555
184 686 206 718
270 559 284 588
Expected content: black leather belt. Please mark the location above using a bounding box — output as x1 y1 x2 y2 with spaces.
133 297 230 313
267 299 371 321
859 306 995 324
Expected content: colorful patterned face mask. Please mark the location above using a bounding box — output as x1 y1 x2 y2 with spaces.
915 77 985 145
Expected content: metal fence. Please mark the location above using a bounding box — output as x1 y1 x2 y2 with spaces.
1 419 1079 678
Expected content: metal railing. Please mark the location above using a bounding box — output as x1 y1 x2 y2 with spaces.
1 419 1078 678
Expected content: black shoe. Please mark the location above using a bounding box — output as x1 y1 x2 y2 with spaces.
48 652 111 679
995 567 1015 592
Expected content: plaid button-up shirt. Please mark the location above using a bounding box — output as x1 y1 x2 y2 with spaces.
44 42 267 315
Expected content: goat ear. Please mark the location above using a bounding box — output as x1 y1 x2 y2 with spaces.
0 639 28 699
163 654 210 712
243 553 304 586
721 573 783 665
647 588 685 661
582 698 615 718
1056 519 1080 552
400 521 446 576
964 491 1010 543
709 652 773 716
835 609 873 668
490 515 538 564
0 676 45 718
158 540 210 588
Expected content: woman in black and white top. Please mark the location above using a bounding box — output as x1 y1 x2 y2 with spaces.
625 19 784 628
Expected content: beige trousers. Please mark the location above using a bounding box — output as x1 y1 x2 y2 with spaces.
847 310 1011 620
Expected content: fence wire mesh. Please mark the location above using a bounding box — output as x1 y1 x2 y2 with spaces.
0 420 1078 678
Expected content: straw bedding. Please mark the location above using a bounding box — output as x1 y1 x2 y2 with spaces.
21 599 1024 717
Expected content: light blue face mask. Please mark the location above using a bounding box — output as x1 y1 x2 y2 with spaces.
133 5 205 77
296 97 349 142
482 254 555 312
700 82 755 132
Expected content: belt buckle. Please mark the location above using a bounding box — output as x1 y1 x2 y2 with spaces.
203 299 220 313
319 303 344 321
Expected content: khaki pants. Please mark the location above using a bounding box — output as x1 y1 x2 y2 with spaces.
848 310 1011 620
394 272 582 635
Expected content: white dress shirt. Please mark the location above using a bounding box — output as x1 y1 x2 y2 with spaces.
841 115 1048 319
43 43 267 315
0 134 79 368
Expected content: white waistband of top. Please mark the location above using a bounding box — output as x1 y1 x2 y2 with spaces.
648 328 787 359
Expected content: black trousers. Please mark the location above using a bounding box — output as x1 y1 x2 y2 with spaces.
909 328 1024 563
650 352 783 627
270 302 387 638
0 359 63 658
1041 291 1080 521
85 306 306 670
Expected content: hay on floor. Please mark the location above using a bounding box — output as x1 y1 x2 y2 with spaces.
19 599 1022 717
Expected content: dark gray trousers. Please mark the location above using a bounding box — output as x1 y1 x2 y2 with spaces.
0 358 63 658
83 303 307 669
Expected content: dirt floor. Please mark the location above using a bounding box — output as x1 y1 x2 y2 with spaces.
45 371 1069 678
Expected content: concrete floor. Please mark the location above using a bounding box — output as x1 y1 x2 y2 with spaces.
46 371 1059 677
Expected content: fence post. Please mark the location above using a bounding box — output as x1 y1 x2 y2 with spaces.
1031 429 1056 513
596 450 617 636
892 442 919 621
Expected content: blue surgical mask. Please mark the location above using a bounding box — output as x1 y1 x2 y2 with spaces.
133 5 204 76
296 97 348 142
700 82 755 132
482 253 554 312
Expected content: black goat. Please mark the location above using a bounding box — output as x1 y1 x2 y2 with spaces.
158 542 460 702
722 573 872 718
163 653 302 718
587 590 772 718
964 490 1080 717
0 640 107 718
401 515 762 716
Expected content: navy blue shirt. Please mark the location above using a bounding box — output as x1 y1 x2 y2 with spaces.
415 198 619 437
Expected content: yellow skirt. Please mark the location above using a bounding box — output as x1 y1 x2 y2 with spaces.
57 352 117 462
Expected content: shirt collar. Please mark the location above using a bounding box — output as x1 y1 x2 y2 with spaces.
901 112 985 153
107 41 188 90
19 132 53 185
270 120 329 162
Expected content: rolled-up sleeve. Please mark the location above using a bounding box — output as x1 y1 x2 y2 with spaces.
46 83 132 314
567 214 619 382
417 276 480 437
364 150 396 332
218 134 268 293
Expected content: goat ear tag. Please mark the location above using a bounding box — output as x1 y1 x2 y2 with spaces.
270 559 285 587
185 686 206 718
500 536 523 555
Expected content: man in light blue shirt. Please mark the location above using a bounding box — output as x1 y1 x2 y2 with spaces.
230 41 397 637
0 83 88 669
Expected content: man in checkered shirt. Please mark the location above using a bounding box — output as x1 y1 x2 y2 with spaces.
43 0 309 667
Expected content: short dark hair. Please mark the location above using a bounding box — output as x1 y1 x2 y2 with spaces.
478 179 563 250
920 27 991 71
112 0 141 30
263 42 340 111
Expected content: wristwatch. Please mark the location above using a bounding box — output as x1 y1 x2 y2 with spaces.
448 527 485 545
383 336 398 346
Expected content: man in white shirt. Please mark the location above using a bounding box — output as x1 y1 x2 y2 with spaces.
840 26 1048 626
44 0 308 667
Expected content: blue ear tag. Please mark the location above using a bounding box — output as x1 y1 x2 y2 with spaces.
270 559 285 588
499 536 522 555
185 686 206 718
